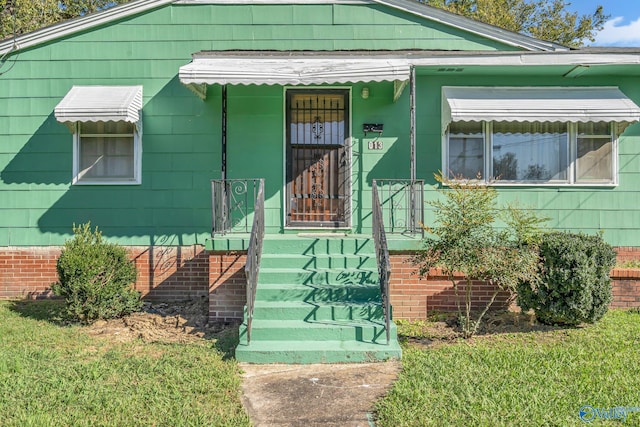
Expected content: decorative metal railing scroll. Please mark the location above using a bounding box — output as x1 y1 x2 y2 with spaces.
211 179 262 235
374 179 424 236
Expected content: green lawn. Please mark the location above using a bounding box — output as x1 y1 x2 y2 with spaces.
5 300 639 427
0 300 250 427
376 310 640 427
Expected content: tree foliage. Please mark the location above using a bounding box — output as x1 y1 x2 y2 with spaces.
426 0 608 47
1 0 132 41
413 173 545 338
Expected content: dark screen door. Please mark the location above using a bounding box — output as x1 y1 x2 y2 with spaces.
286 90 349 227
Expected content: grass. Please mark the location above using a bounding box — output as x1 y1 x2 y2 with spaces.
0 300 251 427
376 310 640 426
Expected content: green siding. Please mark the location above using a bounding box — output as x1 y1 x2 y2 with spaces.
9 2 490 245
19 4 515 57
2 2 640 247
412 74 640 247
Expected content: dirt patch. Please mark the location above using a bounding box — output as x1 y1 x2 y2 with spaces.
402 309 567 348
85 299 231 344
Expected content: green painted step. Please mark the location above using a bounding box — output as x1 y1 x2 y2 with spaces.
235 339 402 364
260 253 377 270
261 236 374 255
239 319 394 344
236 236 400 364
255 283 380 303
258 268 377 285
250 301 385 321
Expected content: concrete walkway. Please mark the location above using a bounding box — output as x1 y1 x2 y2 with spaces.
240 361 400 427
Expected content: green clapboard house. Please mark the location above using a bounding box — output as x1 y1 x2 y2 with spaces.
2 0 640 363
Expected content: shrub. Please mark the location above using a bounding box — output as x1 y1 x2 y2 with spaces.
517 231 616 326
413 173 545 338
51 223 141 323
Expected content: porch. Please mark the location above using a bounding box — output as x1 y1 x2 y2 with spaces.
207 178 423 363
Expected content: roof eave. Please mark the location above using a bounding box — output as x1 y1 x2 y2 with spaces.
371 0 569 52
0 0 572 57
0 0 175 56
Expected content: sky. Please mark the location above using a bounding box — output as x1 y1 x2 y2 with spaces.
565 0 640 46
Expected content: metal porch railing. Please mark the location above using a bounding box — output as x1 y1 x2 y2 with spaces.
211 179 262 236
243 179 265 344
372 179 391 344
373 179 424 236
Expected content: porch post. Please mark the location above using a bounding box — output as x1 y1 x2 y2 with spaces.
410 66 416 183
221 84 227 180
409 66 417 232
220 85 229 232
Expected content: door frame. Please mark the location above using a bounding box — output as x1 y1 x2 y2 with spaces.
282 86 352 229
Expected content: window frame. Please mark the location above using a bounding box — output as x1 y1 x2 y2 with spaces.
443 121 618 187
72 121 143 185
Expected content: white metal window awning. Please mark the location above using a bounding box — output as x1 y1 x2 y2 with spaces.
55 85 143 124
179 54 411 100
442 86 640 130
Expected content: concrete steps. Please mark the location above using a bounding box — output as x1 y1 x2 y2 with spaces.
235 339 402 364
239 319 395 343
235 236 402 364
255 283 380 303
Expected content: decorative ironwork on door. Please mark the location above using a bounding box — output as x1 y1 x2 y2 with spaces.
286 90 349 227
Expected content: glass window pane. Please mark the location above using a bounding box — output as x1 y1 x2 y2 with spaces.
80 121 134 135
578 122 610 136
449 137 484 179
81 121 100 134
450 121 482 135
289 93 346 146
492 122 568 181
448 122 483 179
79 136 134 180
577 137 612 182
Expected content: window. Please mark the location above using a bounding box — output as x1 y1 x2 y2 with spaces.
445 121 616 185
55 85 144 185
576 122 614 183
492 122 568 182
73 121 142 185
448 122 484 179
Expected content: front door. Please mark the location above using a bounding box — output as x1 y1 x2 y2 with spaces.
286 89 350 227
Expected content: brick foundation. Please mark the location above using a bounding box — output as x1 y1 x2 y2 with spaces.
208 252 247 323
389 254 512 320
0 247 60 299
389 252 640 319
0 246 209 301
2 246 640 322
610 268 640 308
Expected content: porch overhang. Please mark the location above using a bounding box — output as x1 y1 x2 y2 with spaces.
179 52 411 100
442 86 640 130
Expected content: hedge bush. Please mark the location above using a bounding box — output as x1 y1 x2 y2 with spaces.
517 231 616 326
51 223 141 323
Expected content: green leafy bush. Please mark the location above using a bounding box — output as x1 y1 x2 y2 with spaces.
413 173 545 338
52 223 141 323
517 231 616 326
